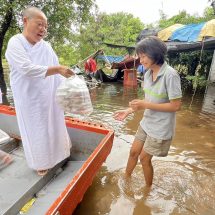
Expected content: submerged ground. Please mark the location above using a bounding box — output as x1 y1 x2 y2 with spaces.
73 83 215 215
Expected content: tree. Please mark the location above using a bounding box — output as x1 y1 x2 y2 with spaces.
209 0 215 14
0 0 13 95
158 6 214 29
76 12 144 60
0 0 95 96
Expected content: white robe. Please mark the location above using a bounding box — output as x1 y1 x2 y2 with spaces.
5 34 71 170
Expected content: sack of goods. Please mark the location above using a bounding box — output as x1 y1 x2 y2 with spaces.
56 75 93 116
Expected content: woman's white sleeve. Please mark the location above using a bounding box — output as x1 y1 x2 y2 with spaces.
5 38 48 78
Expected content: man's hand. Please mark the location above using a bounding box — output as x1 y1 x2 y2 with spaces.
59 66 75 78
113 108 134 121
46 65 75 77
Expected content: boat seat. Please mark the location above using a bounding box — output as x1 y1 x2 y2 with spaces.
0 146 68 215
0 129 19 153
0 129 10 144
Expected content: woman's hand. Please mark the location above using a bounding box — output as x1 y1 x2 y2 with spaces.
113 108 133 121
129 99 146 111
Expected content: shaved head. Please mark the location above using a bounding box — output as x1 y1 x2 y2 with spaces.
23 6 46 19
22 6 48 44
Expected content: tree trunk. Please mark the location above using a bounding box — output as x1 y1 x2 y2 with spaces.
211 1 215 15
0 35 7 95
0 1 13 95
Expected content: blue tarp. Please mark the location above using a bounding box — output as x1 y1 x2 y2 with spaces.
96 55 124 64
170 22 206 42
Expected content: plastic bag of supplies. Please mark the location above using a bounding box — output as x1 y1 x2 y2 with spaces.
56 75 93 116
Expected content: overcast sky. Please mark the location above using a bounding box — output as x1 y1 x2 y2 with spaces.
95 0 211 24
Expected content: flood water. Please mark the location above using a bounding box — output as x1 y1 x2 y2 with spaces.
4 78 215 215
72 83 215 215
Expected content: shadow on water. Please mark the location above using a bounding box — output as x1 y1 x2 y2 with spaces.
3 80 215 215
73 83 215 215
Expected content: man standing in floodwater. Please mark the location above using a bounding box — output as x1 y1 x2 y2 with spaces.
5 7 74 176
114 36 182 186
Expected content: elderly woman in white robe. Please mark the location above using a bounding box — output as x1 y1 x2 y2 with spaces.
5 7 74 176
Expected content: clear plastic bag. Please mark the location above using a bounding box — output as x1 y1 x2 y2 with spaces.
56 75 93 116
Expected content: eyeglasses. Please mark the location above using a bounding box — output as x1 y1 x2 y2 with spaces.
36 21 48 31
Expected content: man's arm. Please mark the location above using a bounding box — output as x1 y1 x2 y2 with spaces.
6 37 74 79
5 37 48 78
46 66 74 78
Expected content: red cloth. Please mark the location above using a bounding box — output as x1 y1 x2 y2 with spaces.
84 58 97 73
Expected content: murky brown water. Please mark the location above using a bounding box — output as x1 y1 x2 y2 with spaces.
72 83 215 215
3 72 215 215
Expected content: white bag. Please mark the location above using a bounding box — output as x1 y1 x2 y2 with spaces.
56 75 93 116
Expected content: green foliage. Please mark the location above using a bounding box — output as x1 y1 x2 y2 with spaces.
158 7 214 28
0 0 96 57
76 12 144 61
169 50 213 90
171 50 213 75
186 75 208 89
54 43 80 67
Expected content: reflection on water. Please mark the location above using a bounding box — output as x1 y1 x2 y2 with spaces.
73 83 215 215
